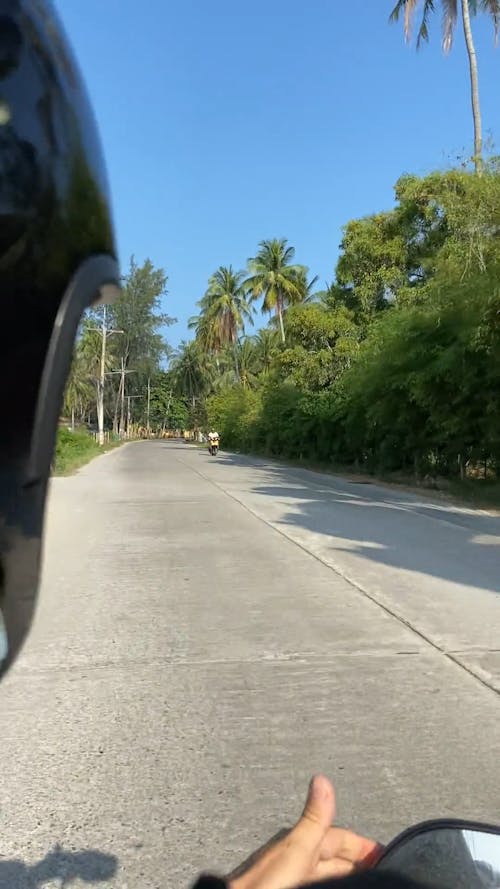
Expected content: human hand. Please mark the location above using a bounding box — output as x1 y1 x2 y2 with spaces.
228 775 381 889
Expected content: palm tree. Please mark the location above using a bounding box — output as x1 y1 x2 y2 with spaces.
63 345 93 429
203 266 254 379
188 308 221 355
245 238 306 343
170 340 212 409
296 268 320 303
390 0 499 172
234 338 260 389
253 328 280 374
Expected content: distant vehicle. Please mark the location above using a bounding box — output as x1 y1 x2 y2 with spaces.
207 431 219 456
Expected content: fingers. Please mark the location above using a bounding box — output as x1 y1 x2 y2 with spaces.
230 777 336 889
291 774 336 853
315 857 356 880
248 775 336 889
314 835 383 882
229 776 382 889
319 826 382 866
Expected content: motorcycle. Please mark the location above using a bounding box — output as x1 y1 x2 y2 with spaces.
208 439 219 456
373 818 500 887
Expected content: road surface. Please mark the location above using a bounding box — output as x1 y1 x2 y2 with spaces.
1 441 500 888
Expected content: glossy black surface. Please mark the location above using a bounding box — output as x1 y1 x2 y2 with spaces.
0 0 117 459
0 0 119 672
376 821 500 888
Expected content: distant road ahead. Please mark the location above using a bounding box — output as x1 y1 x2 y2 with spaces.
1 441 499 887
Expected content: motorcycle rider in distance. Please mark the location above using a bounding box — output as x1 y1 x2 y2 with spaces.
208 430 220 455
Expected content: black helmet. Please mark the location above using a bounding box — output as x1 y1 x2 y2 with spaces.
0 0 120 673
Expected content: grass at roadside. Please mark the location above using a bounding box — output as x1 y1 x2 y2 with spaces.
338 467 500 511
445 478 500 510
340 468 500 511
53 427 121 476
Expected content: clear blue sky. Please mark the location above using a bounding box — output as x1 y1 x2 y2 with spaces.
55 0 498 347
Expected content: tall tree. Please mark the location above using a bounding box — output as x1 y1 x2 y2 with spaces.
63 343 94 430
276 303 359 391
233 338 260 389
203 266 254 379
246 238 307 343
78 314 117 438
253 328 280 374
390 0 499 172
170 340 213 410
334 212 407 327
188 306 221 355
295 268 320 303
146 370 189 433
107 256 175 433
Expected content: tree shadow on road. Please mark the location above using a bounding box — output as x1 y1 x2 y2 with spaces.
214 452 500 596
0 844 118 888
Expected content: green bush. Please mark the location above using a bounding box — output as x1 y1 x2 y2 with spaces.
53 427 102 475
207 388 261 451
194 169 500 487
204 268 500 480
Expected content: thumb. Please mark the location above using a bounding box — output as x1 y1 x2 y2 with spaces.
293 774 336 850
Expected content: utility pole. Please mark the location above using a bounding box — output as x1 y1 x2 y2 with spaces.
160 390 172 437
108 363 137 438
95 307 123 446
97 307 107 446
119 357 126 436
106 367 136 438
146 376 151 437
126 394 142 438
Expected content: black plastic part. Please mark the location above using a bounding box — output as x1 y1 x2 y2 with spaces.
375 818 500 866
28 254 120 484
0 0 120 675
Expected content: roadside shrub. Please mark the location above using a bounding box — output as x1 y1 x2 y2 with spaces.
54 427 102 475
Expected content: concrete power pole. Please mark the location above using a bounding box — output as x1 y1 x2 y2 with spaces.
146 377 151 437
126 394 142 438
96 308 124 447
97 307 107 446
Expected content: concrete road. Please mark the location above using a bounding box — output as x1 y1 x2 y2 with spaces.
1 441 500 888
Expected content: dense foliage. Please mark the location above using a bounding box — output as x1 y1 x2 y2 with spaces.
63 165 500 484
171 165 500 482
54 427 105 475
